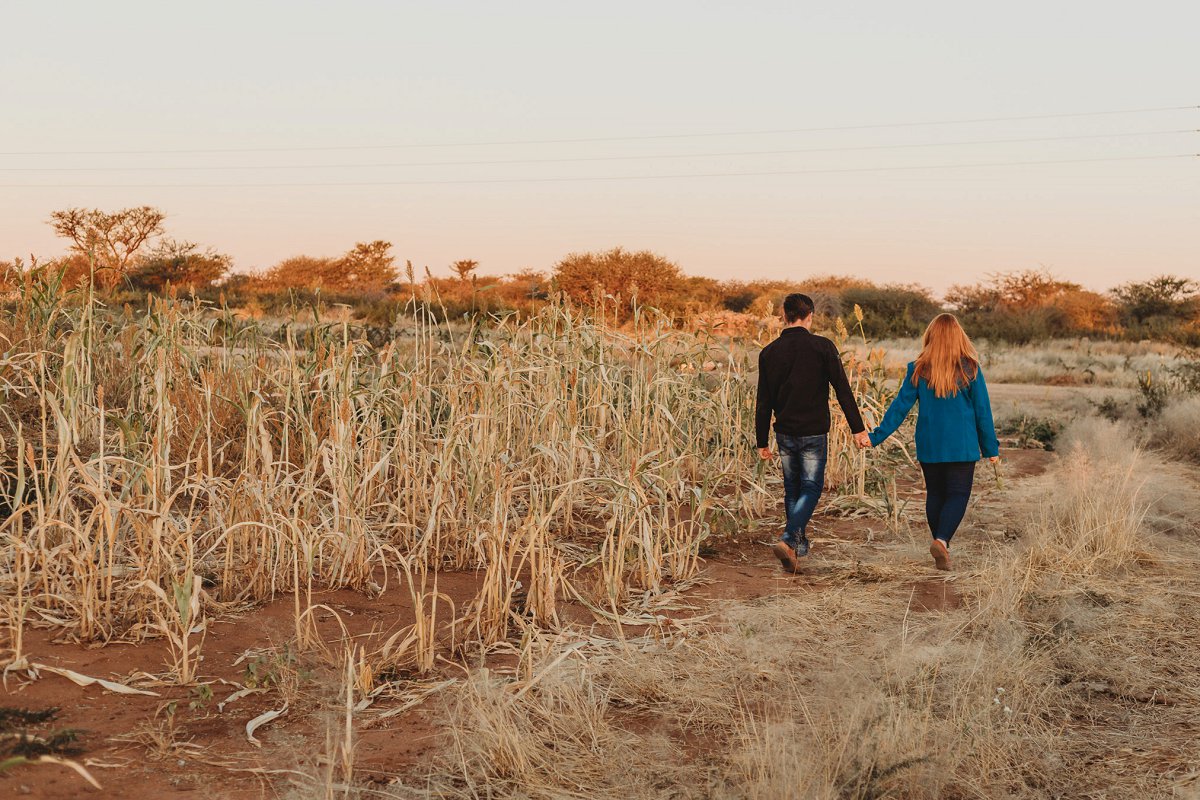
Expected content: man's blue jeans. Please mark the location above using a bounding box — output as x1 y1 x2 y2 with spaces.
776 432 827 545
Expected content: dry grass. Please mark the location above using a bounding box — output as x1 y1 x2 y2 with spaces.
0 286 759 674
0 278 903 682
1149 397 1200 464
862 337 1188 388
4 275 1196 798
403 419 1200 799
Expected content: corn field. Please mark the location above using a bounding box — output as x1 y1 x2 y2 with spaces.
0 276 896 682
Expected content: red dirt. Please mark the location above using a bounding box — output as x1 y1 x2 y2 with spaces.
2 446 1053 799
904 578 963 612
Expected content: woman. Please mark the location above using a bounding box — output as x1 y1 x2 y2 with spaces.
867 314 999 570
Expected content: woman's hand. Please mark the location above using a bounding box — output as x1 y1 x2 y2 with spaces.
988 455 1000 464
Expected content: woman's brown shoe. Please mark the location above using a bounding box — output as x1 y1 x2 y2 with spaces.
929 539 951 571
772 541 800 574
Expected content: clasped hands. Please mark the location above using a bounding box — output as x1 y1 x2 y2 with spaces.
758 431 874 461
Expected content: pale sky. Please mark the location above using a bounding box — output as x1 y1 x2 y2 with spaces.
1 1 1197 294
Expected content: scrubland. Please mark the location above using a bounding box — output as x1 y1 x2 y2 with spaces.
862 337 1189 388
0 280 1197 799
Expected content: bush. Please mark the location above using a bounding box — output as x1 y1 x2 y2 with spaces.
840 285 942 338
552 247 684 319
997 414 1063 449
1168 359 1200 394
1092 394 1130 423
1135 371 1170 418
959 306 1066 344
1148 397 1200 463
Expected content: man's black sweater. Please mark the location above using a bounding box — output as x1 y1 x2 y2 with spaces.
755 326 866 448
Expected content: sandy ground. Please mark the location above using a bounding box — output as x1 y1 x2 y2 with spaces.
988 381 1132 419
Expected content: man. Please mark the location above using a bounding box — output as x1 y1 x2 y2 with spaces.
756 293 869 572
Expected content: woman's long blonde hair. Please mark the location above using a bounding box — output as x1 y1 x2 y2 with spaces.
912 313 979 398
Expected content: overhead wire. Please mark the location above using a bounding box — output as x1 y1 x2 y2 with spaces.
2 153 1193 189
1 104 1195 156
0 129 1192 172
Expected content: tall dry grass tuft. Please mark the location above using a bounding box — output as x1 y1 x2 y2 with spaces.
1149 396 1200 464
987 415 1200 605
1016 439 1149 580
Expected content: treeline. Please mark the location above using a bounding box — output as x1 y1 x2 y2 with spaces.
3 205 1198 344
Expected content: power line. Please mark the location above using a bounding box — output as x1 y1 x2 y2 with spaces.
1 154 1192 189
0 130 1192 172
2 105 1195 156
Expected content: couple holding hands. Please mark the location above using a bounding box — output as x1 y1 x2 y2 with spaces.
755 293 999 573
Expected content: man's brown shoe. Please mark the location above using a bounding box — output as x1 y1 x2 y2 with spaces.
929 539 951 571
772 541 800 574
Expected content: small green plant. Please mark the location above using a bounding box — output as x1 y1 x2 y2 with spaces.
0 706 88 781
1168 359 1200 395
188 683 214 711
998 415 1063 450
243 644 307 690
1136 371 1169 418
1092 395 1127 422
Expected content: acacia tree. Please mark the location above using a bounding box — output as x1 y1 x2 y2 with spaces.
48 206 166 288
553 247 683 316
338 240 397 292
451 259 479 282
1112 276 1198 324
128 239 231 293
1111 275 1199 342
263 241 397 293
945 269 1079 314
263 255 340 290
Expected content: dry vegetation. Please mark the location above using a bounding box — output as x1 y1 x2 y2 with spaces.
1 274 1197 799
389 417 1200 799
861 337 1190 389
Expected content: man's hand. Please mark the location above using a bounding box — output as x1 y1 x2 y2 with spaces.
853 431 871 449
758 447 774 461
988 455 1000 464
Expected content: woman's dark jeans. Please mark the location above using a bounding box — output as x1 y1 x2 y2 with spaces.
776 432 828 548
920 461 975 545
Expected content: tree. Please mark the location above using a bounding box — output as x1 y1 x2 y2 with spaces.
943 269 1086 342
48 206 166 288
946 269 1078 314
262 241 397 293
338 240 397 292
451 260 479 283
1111 275 1200 342
128 239 231 293
841 284 942 338
1112 275 1198 324
263 255 340 290
1049 289 1119 336
553 247 683 314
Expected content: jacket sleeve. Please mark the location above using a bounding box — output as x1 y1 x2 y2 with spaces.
755 349 773 449
971 367 1000 459
827 343 866 433
869 362 918 446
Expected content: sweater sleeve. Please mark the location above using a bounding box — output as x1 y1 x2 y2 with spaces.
971 367 1000 459
755 349 773 449
827 342 866 433
869 362 918 446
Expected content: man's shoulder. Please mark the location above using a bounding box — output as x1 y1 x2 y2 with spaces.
806 332 838 351
759 336 784 356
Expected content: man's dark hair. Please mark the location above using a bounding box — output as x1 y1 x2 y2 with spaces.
783 293 815 323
